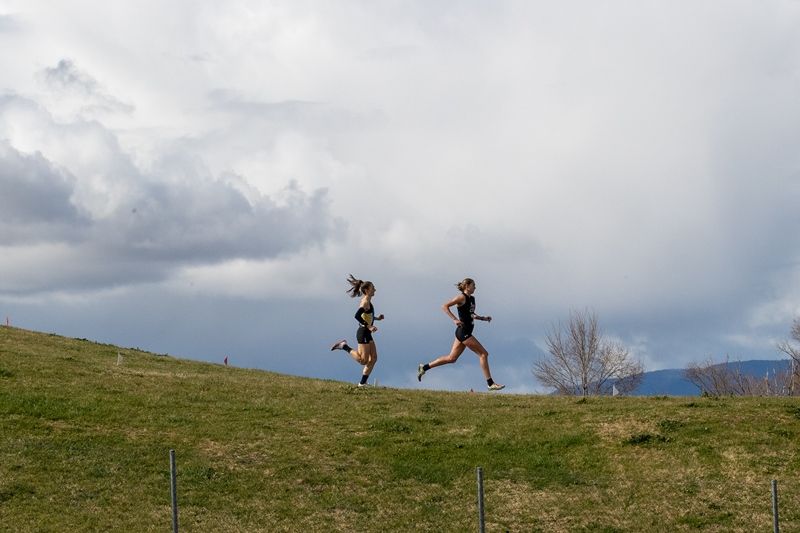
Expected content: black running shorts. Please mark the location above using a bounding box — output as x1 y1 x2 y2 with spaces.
357 326 373 344
455 323 474 343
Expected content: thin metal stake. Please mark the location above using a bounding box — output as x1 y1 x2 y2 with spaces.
772 479 779 533
477 467 485 533
170 449 179 533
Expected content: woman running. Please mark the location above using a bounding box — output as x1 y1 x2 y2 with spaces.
330 274 384 387
417 278 504 391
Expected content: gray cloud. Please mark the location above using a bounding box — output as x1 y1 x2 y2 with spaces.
100 178 339 263
208 90 320 118
206 89 385 134
0 14 19 33
0 141 89 244
42 59 99 94
0 95 343 294
40 59 134 115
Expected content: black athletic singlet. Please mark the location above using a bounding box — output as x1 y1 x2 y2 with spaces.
355 302 375 344
455 292 476 342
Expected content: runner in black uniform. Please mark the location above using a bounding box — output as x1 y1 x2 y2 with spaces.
330 274 384 387
355 301 376 344
417 278 504 391
454 291 476 342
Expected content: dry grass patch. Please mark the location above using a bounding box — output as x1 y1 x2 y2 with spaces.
595 416 656 442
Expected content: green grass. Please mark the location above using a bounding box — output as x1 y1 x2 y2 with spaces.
1 326 798 531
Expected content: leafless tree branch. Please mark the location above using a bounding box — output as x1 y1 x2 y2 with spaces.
684 355 796 397
533 309 644 396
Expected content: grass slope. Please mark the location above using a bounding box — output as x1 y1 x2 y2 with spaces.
1 326 799 532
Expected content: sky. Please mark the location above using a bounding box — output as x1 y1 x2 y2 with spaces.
1 1 799 393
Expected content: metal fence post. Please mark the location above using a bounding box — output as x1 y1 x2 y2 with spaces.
477 466 485 533
772 479 779 533
170 449 179 533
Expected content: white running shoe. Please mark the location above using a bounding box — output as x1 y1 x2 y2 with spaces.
487 383 505 391
330 339 347 351
417 364 426 381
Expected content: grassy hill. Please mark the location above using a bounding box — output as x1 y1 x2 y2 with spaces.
1 326 799 532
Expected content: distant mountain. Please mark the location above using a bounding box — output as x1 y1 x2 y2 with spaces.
631 359 793 396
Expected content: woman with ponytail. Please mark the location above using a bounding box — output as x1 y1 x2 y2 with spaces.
330 274 384 387
417 278 504 391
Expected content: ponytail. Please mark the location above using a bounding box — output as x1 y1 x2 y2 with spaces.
455 277 475 292
346 274 373 297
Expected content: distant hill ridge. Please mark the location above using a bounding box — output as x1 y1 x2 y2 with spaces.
633 359 792 396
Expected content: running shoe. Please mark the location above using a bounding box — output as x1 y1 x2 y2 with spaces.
330 339 347 351
487 383 505 391
417 363 426 381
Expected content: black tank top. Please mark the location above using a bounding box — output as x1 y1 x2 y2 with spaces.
456 293 475 325
355 302 375 327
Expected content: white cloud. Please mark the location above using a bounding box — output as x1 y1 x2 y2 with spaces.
38 58 134 120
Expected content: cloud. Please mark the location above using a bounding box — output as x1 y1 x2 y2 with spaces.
2 1 800 387
42 59 101 96
0 94 343 294
39 59 134 117
105 178 338 263
0 140 89 244
0 14 20 33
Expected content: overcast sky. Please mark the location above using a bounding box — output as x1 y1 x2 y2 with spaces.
1 1 799 393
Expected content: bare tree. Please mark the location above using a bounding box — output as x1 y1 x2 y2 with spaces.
684 356 795 397
777 317 800 395
685 356 731 396
533 309 643 396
